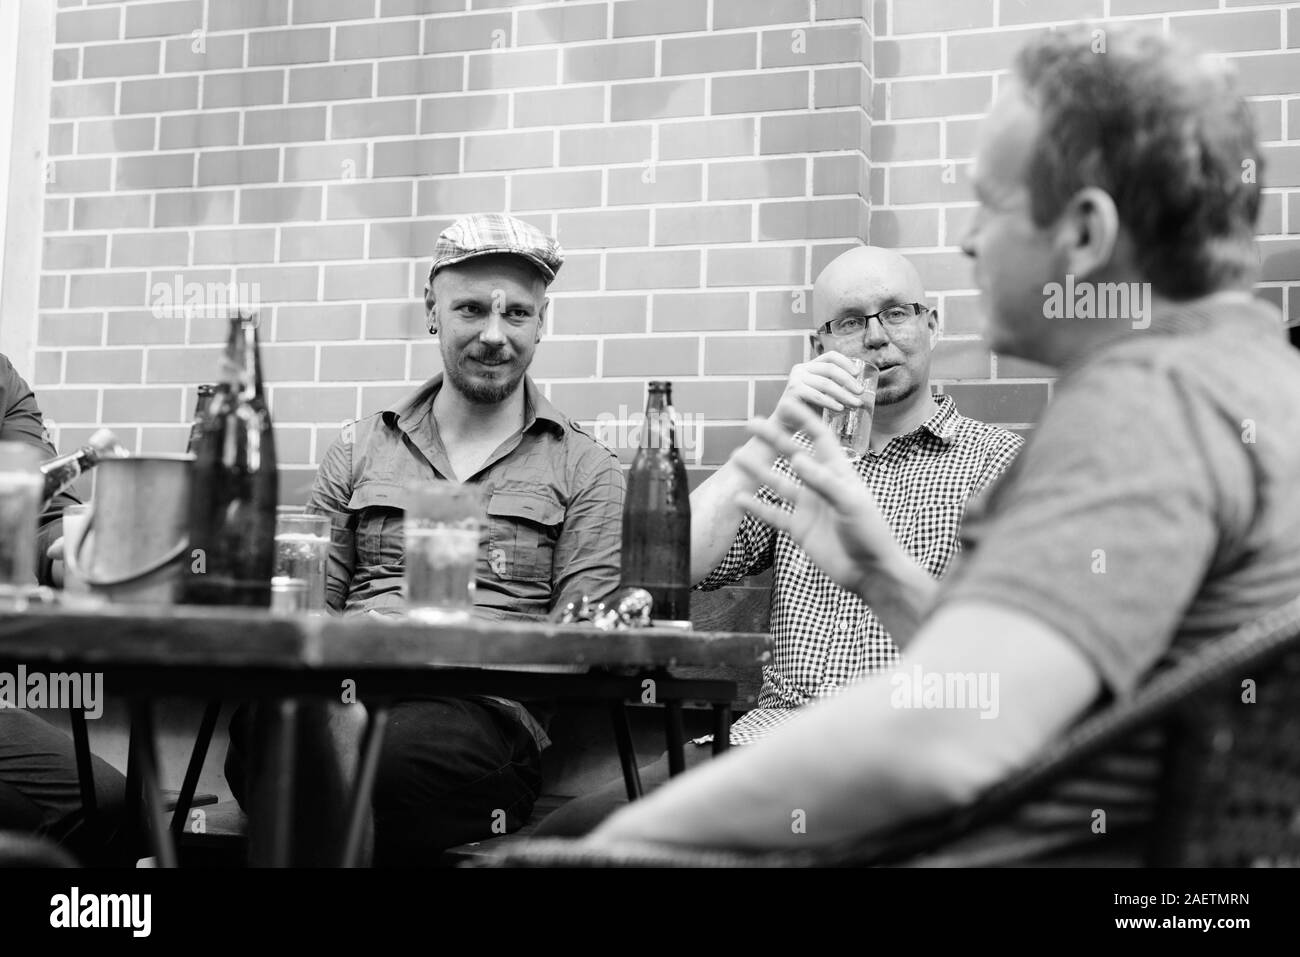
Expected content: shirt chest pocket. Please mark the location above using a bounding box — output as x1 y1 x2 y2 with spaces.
348 482 407 568
485 486 564 583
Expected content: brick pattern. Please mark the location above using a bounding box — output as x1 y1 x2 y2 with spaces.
37 0 871 499
871 0 1300 420
34 1 1298 500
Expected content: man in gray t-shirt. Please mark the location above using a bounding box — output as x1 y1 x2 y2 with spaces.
572 26 1300 860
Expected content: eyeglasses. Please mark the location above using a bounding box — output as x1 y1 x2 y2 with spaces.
817 303 931 337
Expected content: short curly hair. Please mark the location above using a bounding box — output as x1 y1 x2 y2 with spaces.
1013 26 1262 299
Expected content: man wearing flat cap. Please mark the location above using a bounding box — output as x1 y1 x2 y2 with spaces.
226 214 625 865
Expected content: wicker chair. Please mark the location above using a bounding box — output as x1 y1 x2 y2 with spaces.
476 595 1300 868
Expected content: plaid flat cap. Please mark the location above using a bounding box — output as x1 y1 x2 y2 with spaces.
429 213 564 285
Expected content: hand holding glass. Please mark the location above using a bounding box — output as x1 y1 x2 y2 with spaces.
822 357 879 456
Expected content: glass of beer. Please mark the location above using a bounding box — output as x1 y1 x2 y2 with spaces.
0 442 45 601
272 507 330 614
404 483 483 624
823 357 879 456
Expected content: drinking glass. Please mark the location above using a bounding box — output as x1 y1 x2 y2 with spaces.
0 442 45 601
404 483 483 624
272 507 330 614
822 357 880 456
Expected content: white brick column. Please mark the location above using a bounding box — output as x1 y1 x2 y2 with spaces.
0 0 54 380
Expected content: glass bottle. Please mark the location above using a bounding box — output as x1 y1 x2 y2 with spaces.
620 381 692 623
185 384 217 455
181 315 278 607
39 428 127 508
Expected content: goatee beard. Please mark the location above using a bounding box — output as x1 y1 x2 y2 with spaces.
447 359 526 404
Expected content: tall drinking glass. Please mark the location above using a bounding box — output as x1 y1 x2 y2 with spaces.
272 507 330 614
404 483 483 624
822 356 880 456
0 442 45 602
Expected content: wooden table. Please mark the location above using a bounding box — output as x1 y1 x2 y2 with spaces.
0 604 771 867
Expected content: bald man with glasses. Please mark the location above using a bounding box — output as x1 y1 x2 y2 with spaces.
537 245 1022 836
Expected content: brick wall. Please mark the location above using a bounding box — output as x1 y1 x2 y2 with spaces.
872 0 1300 427
29 0 1300 501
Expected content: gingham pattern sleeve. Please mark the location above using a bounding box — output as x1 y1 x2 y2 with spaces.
695 452 802 591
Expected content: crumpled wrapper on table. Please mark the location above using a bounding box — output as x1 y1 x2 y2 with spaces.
553 587 653 630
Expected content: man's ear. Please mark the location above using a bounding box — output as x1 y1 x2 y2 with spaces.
537 296 548 343
1056 186 1119 281
424 273 438 335
808 332 824 357
926 306 940 349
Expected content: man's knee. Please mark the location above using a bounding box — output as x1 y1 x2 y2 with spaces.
371 698 541 862
374 697 532 807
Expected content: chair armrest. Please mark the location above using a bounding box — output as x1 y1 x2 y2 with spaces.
824 592 1300 866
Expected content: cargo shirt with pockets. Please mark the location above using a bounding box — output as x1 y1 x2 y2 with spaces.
307 373 626 747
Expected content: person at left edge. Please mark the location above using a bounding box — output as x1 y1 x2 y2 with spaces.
225 214 625 866
0 352 130 865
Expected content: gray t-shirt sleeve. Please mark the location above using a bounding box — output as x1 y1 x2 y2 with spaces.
936 359 1234 699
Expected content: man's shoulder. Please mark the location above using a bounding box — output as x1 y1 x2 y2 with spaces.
318 410 388 468
339 410 387 441
558 418 622 470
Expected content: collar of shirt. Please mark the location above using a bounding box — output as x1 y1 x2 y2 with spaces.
380 373 568 477
866 392 959 460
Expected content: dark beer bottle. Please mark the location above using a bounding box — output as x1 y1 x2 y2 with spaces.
39 428 128 507
181 315 278 607
185 384 217 455
621 381 691 623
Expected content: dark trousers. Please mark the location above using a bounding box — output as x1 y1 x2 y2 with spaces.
227 696 542 867
534 741 715 838
0 709 130 865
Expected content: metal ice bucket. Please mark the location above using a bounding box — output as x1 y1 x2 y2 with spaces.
65 454 192 605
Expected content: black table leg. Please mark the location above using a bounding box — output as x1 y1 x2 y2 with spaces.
712 703 732 755
665 700 686 776
128 700 177 868
248 699 297 868
341 704 388 868
609 702 642 801
170 699 221 835
68 707 97 817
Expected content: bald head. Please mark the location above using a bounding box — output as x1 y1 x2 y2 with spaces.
812 246 927 329
810 245 937 409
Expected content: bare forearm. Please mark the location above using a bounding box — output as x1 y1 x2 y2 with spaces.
593 603 1096 852
595 671 973 850
689 438 762 583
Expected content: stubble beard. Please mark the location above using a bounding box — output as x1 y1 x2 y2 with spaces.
445 354 529 405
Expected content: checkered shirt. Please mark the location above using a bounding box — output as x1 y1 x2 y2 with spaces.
696 394 1023 745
